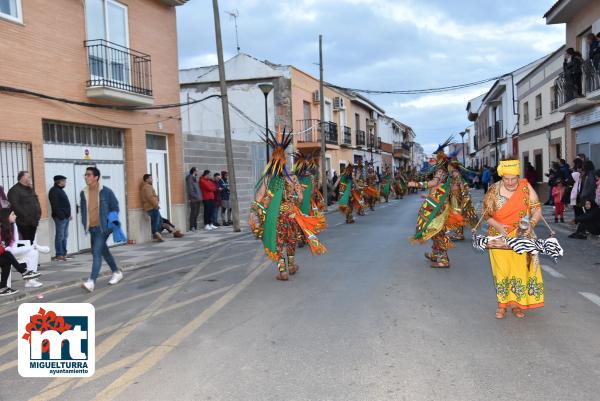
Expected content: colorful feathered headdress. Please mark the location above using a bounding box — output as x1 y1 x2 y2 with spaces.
257 127 294 186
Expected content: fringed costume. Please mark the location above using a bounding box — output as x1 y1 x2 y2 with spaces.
409 137 465 268
393 169 407 199
447 160 478 241
354 161 367 216
337 164 357 224
249 129 327 281
364 163 380 211
380 166 392 203
293 152 326 247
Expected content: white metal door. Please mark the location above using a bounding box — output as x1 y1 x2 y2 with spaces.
146 150 169 219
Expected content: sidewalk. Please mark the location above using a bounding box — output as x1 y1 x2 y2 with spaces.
2 226 249 306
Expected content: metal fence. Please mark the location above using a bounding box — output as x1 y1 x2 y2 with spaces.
0 141 32 191
85 39 153 96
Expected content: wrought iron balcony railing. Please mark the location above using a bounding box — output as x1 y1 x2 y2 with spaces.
296 120 338 144
85 39 153 96
343 126 352 145
356 130 366 146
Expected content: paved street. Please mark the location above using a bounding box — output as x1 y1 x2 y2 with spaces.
0 191 599 401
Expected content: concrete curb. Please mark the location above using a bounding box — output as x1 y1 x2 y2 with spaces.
0 231 250 307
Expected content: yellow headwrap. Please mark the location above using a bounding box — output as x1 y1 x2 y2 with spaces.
497 160 520 177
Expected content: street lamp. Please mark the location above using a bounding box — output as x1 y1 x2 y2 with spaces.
458 131 466 166
258 83 274 161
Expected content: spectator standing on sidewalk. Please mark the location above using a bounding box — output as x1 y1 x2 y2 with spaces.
199 170 217 231
595 169 600 206
525 162 538 189
0 185 8 209
80 167 122 292
212 172 222 227
570 158 584 216
7 171 41 243
48 175 72 261
481 166 491 193
141 174 165 242
559 159 571 181
218 171 232 226
580 160 597 206
544 163 560 206
552 180 566 223
186 167 202 231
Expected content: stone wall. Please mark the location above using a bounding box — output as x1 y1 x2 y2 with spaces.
183 134 266 227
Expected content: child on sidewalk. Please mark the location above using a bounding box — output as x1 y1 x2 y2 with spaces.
552 180 566 223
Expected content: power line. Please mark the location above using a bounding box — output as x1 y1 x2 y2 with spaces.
328 74 507 95
0 85 221 110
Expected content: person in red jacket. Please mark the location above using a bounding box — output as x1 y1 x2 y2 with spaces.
199 170 218 230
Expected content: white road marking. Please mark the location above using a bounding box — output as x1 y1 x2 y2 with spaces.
541 264 565 279
580 292 600 308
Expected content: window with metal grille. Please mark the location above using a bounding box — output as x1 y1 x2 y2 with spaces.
43 121 123 148
0 141 32 191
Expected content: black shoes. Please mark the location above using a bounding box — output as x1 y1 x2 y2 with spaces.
22 271 41 280
0 287 18 296
568 232 587 239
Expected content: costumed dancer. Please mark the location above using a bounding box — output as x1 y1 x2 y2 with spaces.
364 162 380 211
447 159 478 241
409 138 465 268
249 129 327 281
336 164 357 224
393 168 408 199
482 159 544 319
293 152 326 247
354 161 368 215
306 153 327 214
380 165 393 203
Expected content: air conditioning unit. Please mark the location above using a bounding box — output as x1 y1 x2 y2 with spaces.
312 90 320 104
333 96 345 109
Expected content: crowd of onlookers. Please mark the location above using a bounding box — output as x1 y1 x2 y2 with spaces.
186 168 232 231
472 154 600 240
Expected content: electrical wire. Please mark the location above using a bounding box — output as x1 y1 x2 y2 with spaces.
0 85 221 110
327 75 507 95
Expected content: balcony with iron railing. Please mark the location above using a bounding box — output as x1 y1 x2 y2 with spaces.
554 58 600 112
85 39 154 106
342 126 352 146
356 130 366 147
393 142 410 159
494 120 503 141
295 119 338 145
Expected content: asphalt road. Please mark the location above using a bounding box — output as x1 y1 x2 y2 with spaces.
0 192 599 401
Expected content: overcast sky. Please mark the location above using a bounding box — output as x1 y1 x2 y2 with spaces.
176 0 564 154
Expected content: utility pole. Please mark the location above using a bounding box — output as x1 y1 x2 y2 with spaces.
212 0 241 232
319 34 328 205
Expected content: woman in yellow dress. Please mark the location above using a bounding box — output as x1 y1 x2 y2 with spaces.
483 159 544 319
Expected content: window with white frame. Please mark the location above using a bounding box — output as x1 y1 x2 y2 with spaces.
523 101 529 125
535 94 542 118
85 0 130 85
0 0 22 23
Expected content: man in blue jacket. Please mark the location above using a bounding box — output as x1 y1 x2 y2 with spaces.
481 166 491 193
48 175 72 261
80 167 123 292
